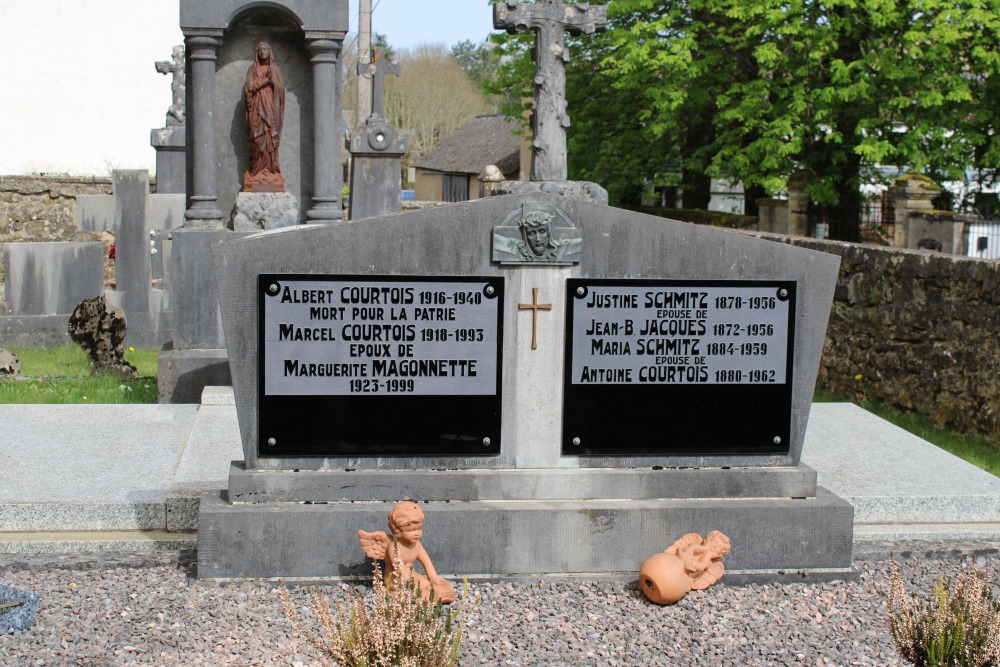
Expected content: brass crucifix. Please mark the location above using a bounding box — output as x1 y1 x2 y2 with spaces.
518 287 552 350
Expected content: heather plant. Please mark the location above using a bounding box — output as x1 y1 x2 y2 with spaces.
278 544 473 667
887 560 1000 667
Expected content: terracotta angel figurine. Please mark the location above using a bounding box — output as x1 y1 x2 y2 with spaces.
358 501 456 604
639 530 731 605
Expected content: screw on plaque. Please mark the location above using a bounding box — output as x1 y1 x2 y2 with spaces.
572 437 581 446
773 436 782 445
483 437 491 446
779 288 788 298
576 287 585 296
267 437 277 447
485 285 495 295
268 283 279 295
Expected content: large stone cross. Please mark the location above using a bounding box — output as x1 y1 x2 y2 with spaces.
155 45 186 127
494 0 607 181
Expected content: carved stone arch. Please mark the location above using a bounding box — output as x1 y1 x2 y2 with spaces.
222 2 305 31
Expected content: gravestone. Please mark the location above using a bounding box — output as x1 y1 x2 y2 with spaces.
197 192 854 581
161 0 349 403
0 242 104 347
349 48 408 220
75 170 185 348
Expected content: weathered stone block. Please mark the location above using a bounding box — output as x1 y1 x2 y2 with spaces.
231 193 298 231
68 296 137 378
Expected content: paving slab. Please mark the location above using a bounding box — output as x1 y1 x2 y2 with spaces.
801 403 1000 524
171 405 243 492
1 398 998 553
0 405 198 504
0 405 197 532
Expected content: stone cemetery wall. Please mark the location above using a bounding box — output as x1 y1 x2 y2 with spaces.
0 176 114 313
763 233 1000 444
1 176 112 242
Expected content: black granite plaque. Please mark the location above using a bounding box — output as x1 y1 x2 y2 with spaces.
258 275 503 457
563 279 796 456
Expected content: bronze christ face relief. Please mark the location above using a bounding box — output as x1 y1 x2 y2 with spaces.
243 41 286 192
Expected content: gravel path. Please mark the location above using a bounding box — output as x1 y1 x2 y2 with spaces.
1 553 994 666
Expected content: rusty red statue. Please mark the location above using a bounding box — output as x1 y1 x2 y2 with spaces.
243 41 285 192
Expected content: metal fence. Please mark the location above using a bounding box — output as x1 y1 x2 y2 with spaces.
807 191 895 244
967 221 1000 260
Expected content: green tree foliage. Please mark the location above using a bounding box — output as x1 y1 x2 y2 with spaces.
451 39 502 91
487 0 1000 238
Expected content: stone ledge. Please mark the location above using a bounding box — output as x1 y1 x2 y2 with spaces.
197 487 853 580
228 462 819 502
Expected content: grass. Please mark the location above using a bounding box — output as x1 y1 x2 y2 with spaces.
815 391 1000 477
0 345 158 404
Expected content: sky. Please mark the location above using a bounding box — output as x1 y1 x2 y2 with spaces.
0 0 497 176
364 0 497 52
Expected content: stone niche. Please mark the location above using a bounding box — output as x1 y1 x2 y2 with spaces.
216 11 311 227
181 0 348 227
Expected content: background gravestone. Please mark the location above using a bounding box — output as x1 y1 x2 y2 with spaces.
0 242 104 347
198 192 853 582
348 48 408 220
75 170 184 348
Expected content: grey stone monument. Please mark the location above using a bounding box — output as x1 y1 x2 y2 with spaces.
492 0 608 203
75 171 185 349
160 0 349 403
198 192 854 582
180 0 349 227
348 48 408 220
151 45 187 195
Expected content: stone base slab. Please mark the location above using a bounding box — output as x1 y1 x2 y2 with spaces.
157 348 232 404
228 462 819 503
232 192 298 231
197 487 854 580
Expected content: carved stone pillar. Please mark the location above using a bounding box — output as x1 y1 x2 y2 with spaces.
184 33 224 226
305 36 344 223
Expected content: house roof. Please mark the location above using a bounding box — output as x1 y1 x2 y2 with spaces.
412 114 520 176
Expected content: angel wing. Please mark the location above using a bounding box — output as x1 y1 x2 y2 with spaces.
357 529 391 561
690 561 725 590
665 532 704 556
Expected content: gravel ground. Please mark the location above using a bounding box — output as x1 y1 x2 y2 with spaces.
0 553 995 667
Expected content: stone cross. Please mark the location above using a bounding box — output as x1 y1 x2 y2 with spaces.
75 171 186 347
358 48 399 118
155 45 186 127
76 171 185 296
494 0 607 181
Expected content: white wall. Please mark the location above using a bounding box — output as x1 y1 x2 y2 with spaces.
2 0 183 176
